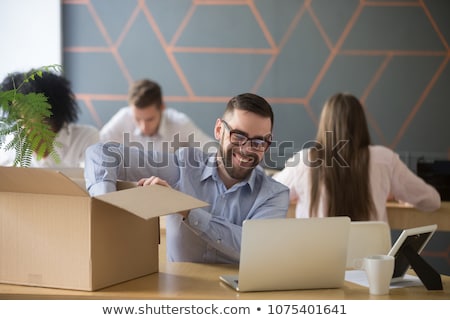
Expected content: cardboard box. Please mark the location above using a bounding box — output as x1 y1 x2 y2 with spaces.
0 166 207 291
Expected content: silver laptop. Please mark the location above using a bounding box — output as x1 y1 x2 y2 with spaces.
220 216 351 292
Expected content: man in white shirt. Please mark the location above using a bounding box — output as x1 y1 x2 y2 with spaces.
100 79 214 153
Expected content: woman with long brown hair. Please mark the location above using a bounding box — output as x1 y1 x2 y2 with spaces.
274 92 440 221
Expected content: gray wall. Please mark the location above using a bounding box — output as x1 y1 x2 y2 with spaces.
63 0 450 170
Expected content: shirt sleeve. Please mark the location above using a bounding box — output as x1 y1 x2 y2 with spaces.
99 108 129 143
273 151 304 202
188 123 214 149
0 147 15 166
390 153 441 212
77 126 100 167
0 134 17 166
185 186 290 262
84 141 181 196
165 108 214 151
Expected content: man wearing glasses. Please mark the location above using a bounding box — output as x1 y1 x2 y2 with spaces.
84 93 289 264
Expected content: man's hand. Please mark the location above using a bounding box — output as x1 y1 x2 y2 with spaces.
137 176 170 187
137 176 190 219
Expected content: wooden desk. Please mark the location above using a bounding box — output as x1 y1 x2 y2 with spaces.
387 201 450 231
287 202 450 231
1 262 449 300
1 230 449 300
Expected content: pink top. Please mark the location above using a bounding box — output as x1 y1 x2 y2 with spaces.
273 145 441 222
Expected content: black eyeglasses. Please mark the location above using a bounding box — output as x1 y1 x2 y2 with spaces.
221 119 272 151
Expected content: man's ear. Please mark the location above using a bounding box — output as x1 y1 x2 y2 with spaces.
214 118 222 140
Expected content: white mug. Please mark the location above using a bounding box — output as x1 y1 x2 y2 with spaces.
364 254 395 295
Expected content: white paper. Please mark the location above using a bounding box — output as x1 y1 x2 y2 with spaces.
345 270 424 288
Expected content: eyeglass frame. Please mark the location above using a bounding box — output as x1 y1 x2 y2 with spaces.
220 119 272 151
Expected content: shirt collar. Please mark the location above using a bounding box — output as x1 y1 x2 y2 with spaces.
200 154 257 191
200 154 217 181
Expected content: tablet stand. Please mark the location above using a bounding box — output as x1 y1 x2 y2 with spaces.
402 244 443 290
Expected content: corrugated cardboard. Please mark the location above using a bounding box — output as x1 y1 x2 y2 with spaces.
0 166 208 291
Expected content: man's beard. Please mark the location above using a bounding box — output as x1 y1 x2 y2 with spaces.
219 143 259 181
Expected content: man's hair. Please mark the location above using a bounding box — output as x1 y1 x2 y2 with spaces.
1 70 79 133
128 79 163 109
223 93 274 129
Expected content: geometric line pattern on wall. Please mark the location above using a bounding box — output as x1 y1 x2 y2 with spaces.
63 0 450 156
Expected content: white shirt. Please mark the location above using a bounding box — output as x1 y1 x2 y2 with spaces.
100 107 215 153
0 123 99 168
273 145 441 222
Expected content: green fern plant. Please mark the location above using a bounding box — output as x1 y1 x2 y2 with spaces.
0 66 61 167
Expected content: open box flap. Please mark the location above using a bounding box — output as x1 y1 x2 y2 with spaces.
0 166 88 196
93 184 209 220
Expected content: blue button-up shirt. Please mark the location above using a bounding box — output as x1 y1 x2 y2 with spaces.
84 142 289 264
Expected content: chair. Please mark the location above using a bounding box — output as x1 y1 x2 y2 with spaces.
347 221 391 268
